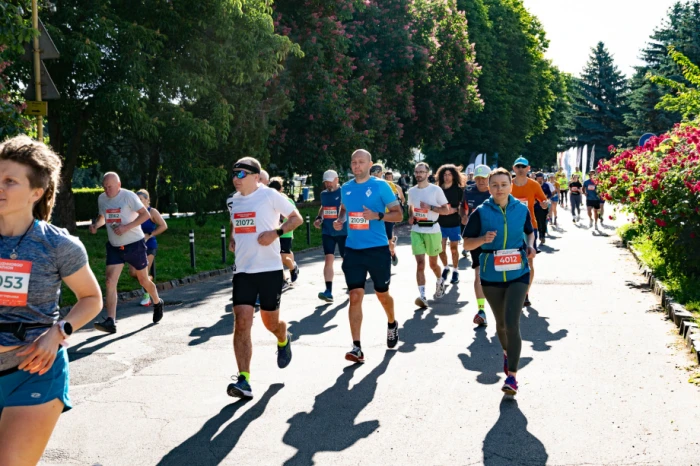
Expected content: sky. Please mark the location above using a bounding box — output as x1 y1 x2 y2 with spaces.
522 0 680 77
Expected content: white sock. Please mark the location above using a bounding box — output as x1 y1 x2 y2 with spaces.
419 285 426 298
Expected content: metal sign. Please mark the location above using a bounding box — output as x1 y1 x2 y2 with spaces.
24 60 60 100
24 101 48 116
21 18 60 61
638 133 655 147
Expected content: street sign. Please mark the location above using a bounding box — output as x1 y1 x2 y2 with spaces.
24 101 47 116
24 60 60 100
639 133 655 147
21 18 60 61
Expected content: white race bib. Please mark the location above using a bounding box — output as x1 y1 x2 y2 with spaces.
494 249 523 272
106 208 121 224
348 212 370 230
233 212 257 234
414 208 429 221
323 207 338 219
0 260 32 307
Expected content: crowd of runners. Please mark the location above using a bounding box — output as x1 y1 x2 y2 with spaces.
0 135 607 464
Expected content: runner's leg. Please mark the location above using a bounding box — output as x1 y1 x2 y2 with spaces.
260 310 288 343
134 267 160 304
349 289 364 341
105 264 124 320
0 400 64 465
439 237 449 268
450 240 460 269
233 304 254 373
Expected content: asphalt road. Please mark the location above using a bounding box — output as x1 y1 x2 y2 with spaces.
42 206 700 465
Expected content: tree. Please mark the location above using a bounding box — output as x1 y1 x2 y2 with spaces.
650 48 700 119
569 42 629 161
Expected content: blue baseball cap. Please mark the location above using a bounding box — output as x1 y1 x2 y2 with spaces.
513 157 529 167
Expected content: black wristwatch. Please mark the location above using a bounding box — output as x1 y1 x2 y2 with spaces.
377 212 385 221
276 228 284 236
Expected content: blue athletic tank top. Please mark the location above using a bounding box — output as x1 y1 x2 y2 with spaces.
141 207 158 249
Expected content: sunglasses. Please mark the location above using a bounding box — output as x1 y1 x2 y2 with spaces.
232 170 253 179
514 165 527 169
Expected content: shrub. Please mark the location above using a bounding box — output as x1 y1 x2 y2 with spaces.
73 188 103 222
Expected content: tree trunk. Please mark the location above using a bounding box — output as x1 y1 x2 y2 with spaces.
147 145 160 209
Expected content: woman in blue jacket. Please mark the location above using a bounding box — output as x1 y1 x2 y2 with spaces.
462 168 536 395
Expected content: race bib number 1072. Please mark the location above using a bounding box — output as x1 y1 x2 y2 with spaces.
0 260 32 307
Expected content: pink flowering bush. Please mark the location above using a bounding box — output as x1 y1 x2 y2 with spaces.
597 120 700 275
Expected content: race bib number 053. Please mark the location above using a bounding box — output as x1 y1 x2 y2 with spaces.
233 212 256 234
0 260 32 307
348 212 370 230
494 249 522 272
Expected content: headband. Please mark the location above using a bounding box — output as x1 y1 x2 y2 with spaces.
232 162 261 174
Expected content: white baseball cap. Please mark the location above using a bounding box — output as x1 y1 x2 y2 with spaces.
474 165 491 178
323 170 339 182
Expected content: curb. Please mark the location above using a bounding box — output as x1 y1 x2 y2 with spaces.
623 238 700 366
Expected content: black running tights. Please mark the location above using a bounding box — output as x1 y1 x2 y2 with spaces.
571 194 582 217
482 281 529 373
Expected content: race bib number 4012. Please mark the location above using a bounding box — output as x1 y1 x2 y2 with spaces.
494 249 523 272
233 212 257 234
348 212 370 230
0 260 32 307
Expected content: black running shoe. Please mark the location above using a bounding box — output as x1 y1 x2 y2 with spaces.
277 332 292 368
441 268 450 281
227 374 253 399
523 295 531 308
345 346 365 363
153 300 164 323
387 321 400 349
290 264 299 283
94 317 117 334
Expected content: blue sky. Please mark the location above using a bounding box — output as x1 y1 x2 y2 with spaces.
522 0 680 77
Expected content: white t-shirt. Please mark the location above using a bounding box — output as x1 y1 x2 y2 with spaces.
98 189 146 247
229 186 296 274
408 184 449 234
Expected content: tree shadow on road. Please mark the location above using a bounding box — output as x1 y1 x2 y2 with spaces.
458 327 532 385
483 398 548 466
624 280 651 293
188 303 234 346
282 351 396 465
68 323 157 363
287 301 348 340
520 307 568 352
156 383 283 465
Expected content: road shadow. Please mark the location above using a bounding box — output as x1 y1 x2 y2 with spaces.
537 244 560 254
400 309 444 353
287 301 348 340
483 398 548 465
458 327 532 385
625 280 651 293
282 351 396 465
520 307 568 352
68 323 157 362
157 383 283 465
592 230 610 237
189 303 233 346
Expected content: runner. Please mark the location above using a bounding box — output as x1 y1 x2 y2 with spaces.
90 172 165 333
462 167 537 396
226 157 303 399
130 189 168 307
548 175 560 226
370 163 402 266
0 136 102 464
569 174 583 222
408 162 451 308
573 166 584 184
465 171 476 186
313 170 347 302
269 177 299 287
260 169 270 186
461 165 492 326
333 149 402 363
584 170 601 230
533 173 552 245
556 168 569 208
436 164 464 286
511 157 548 308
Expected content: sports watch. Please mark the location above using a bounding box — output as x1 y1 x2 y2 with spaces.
57 320 73 339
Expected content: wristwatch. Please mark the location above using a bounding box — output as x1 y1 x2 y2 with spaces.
57 320 73 339
377 212 385 221
276 228 284 236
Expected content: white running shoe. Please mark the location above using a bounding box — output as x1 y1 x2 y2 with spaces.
414 296 428 308
140 293 151 306
433 279 446 299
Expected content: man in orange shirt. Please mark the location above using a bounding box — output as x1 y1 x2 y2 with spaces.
510 157 548 308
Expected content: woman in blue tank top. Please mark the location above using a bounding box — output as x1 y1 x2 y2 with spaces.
129 189 168 306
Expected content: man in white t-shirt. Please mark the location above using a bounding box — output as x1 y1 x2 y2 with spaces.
408 162 452 308
226 157 303 400
89 172 164 333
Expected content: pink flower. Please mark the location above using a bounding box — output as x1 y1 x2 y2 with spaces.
608 145 615 152
691 232 696 239
322 145 327 150
651 199 659 206
662 209 668 215
655 219 667 227
652 180 660 190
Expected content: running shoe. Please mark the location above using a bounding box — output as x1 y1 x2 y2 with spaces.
441 267 450 281
277 332 293 368
94 317 117 334
433 279 446 299
153 300 164 323
450 270 459 284
461 249 468 258
540 237 546 245
600 218 605 225
523 295 531 308
282 279 293 293
140 293 151 307
290 263 299 283
473 310 487 327
391 253 399 267
387 321 400 349
414 296 428 308
227 374 253 399
345 345 365 364
318 290 334 302
572 217 577 223
501 375 518 395
503 352 509 376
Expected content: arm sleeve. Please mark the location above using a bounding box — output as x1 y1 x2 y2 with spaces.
523 212 534 235
462 210 482 238
57 234 89 278
270 190 296 217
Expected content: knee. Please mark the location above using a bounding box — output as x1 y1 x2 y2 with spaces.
415 261 425 271
261 317 279 333
376 291 391 304
136 272 151 287
105 276 118 290
349 289 364 304
233 314 253 333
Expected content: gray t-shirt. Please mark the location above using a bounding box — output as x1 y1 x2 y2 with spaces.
98 189 145 247
0 220 88 346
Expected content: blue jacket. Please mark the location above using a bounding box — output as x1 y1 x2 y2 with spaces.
477 195 531 283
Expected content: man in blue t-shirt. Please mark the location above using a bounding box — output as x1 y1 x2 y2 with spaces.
313 169 347 303
534 172 552 244
333 149 403 363
583 170 601 230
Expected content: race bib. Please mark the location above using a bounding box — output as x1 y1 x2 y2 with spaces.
494 249 522 272
414 208 429 221
0 260 32 307
322 206 338 219
105 208 121 224
233 212 256 234
517 198 528 207
587 185 595 190
348 212 370 230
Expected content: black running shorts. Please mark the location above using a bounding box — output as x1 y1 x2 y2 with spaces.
342 246 391 293
586 200 601 210
279 238 293 254
232 270 284 311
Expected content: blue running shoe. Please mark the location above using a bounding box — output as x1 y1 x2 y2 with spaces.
461 249 468 258
450 270 459 284
227 374 253 399
277 332 293 368
503 352 509 376
473 310 487 327
502 375 518 395
318 290 334 302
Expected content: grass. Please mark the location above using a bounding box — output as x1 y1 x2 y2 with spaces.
618 224 700 318
60 206 325 306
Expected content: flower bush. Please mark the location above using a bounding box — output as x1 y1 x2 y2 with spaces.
597 120 700 276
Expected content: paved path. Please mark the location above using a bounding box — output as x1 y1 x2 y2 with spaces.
42 207 700 465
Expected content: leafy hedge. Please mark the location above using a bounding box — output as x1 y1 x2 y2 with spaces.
73 188 102 222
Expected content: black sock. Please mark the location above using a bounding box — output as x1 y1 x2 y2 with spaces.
353 340 361 349
326 281 332 293
388 321 397 329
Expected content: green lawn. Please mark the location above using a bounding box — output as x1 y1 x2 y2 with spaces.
61 207 325 306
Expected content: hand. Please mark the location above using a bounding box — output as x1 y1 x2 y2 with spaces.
539 200 549 209
144 234 152 242
89 224 97 234
419 201 431 210
314 219 322 229
257 230 279 246
409 216 415 225
113 225 128 236
527 246 536 260
362 205 377 220
333 219 344 231
17 326 63 375
482 231 497 244
228 238 235 253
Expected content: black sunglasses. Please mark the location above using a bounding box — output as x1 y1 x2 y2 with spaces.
232 170 252 179
514 165 527 169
